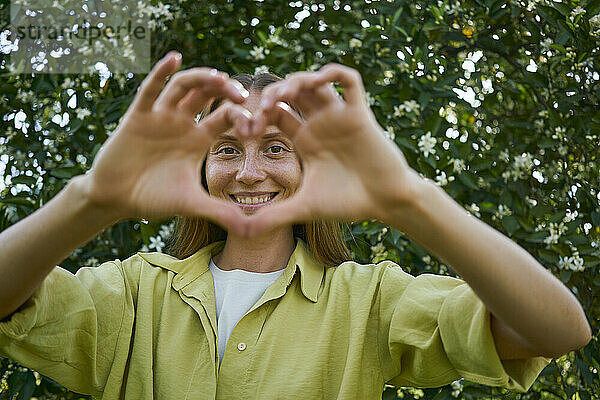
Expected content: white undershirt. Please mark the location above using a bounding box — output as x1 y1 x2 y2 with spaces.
209 258 286 368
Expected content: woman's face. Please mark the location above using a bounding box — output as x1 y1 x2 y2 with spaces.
205 92 302 214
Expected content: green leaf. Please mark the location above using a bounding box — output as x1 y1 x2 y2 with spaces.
16 372 36 400
11 175 37 186
458 172 478 190
502 215 520 236
391 7 404 26
538 249 559 264
525 230 550 243
1 197 35 207
591 212 600 226
559 269 572 283
422 22 440 32
256 30 268 44
49 166 82 179
547 212 564 223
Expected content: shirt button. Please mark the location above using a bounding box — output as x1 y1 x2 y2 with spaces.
237 342 247 351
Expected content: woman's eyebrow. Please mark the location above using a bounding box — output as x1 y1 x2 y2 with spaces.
262 132 287 140
216 134 238 141
215 132 288 141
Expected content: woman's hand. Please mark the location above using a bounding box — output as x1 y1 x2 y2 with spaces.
80 52 253 235
245 63 423 235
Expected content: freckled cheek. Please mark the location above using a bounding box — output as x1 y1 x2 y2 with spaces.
274 159 302 195
205 162 237 195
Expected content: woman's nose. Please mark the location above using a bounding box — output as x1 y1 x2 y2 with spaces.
235 152 266 185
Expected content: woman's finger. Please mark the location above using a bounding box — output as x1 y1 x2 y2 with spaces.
192 102 253 148
315 63 366 106
278 73 323 115
245 190 313 237
261 73 329 115
287 71 342 106
131 51 182 112
250 101 303 140
177 88 207 119
177 79 248 120
178 187 249 236
155 68 248 110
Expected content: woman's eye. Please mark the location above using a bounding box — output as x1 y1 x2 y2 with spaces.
268 145 284 154
217 146 237 155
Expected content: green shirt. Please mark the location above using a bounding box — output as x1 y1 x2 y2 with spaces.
0 239 550 399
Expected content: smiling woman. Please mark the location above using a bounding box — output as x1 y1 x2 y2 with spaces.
164 72 351 269
0 52 591 400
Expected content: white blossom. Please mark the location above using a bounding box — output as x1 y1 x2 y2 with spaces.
75 108 91 120
16 90 35 103
383 126 395 141
544 222 567 245
418 131 436 157
466 203 481 217
571 6 586 18
571 254 584 271
526 0 538 11
502 152 534 181
148 236 165 252
590 14 600 36
267 34 288 47
249 45 269 60
450 158 465 173
158 227 170 238
451 379 464 398
254 65 269 74
349 38 362 49
85 257 99 267
435 170 454 186
140 1 174 21
558 253 585 271
394 100 420 116
496 204 512 218
365 91 376 106
370 241 388 263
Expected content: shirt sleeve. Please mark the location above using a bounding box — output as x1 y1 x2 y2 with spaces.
377 262 551 392
0 260 134 397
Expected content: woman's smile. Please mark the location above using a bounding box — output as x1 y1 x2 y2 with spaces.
205 92 302 215
229 192 279 208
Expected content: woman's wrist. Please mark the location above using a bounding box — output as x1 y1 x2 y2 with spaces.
373 168 430 227
68 175 125 227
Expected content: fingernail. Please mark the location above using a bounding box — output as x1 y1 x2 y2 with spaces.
277 101 292 112
241 109 252 119
230 81 249 98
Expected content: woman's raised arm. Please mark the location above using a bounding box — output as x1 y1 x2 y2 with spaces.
0 52 251 320
244 63 592 360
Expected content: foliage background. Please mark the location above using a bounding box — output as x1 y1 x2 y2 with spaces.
0 0 599 398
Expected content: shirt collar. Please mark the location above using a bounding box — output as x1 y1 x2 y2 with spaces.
137 238 324 303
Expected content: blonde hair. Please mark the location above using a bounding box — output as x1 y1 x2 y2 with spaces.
164 72 351 267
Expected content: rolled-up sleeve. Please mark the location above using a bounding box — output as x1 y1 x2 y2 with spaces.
0 261 131 397
377 262 551 392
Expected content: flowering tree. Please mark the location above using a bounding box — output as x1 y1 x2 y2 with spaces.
1 0 598 398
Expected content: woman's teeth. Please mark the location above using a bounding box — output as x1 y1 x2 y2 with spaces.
233 194 275 205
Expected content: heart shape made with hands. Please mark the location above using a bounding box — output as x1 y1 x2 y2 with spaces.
93 54 413 239
211 64 414 238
